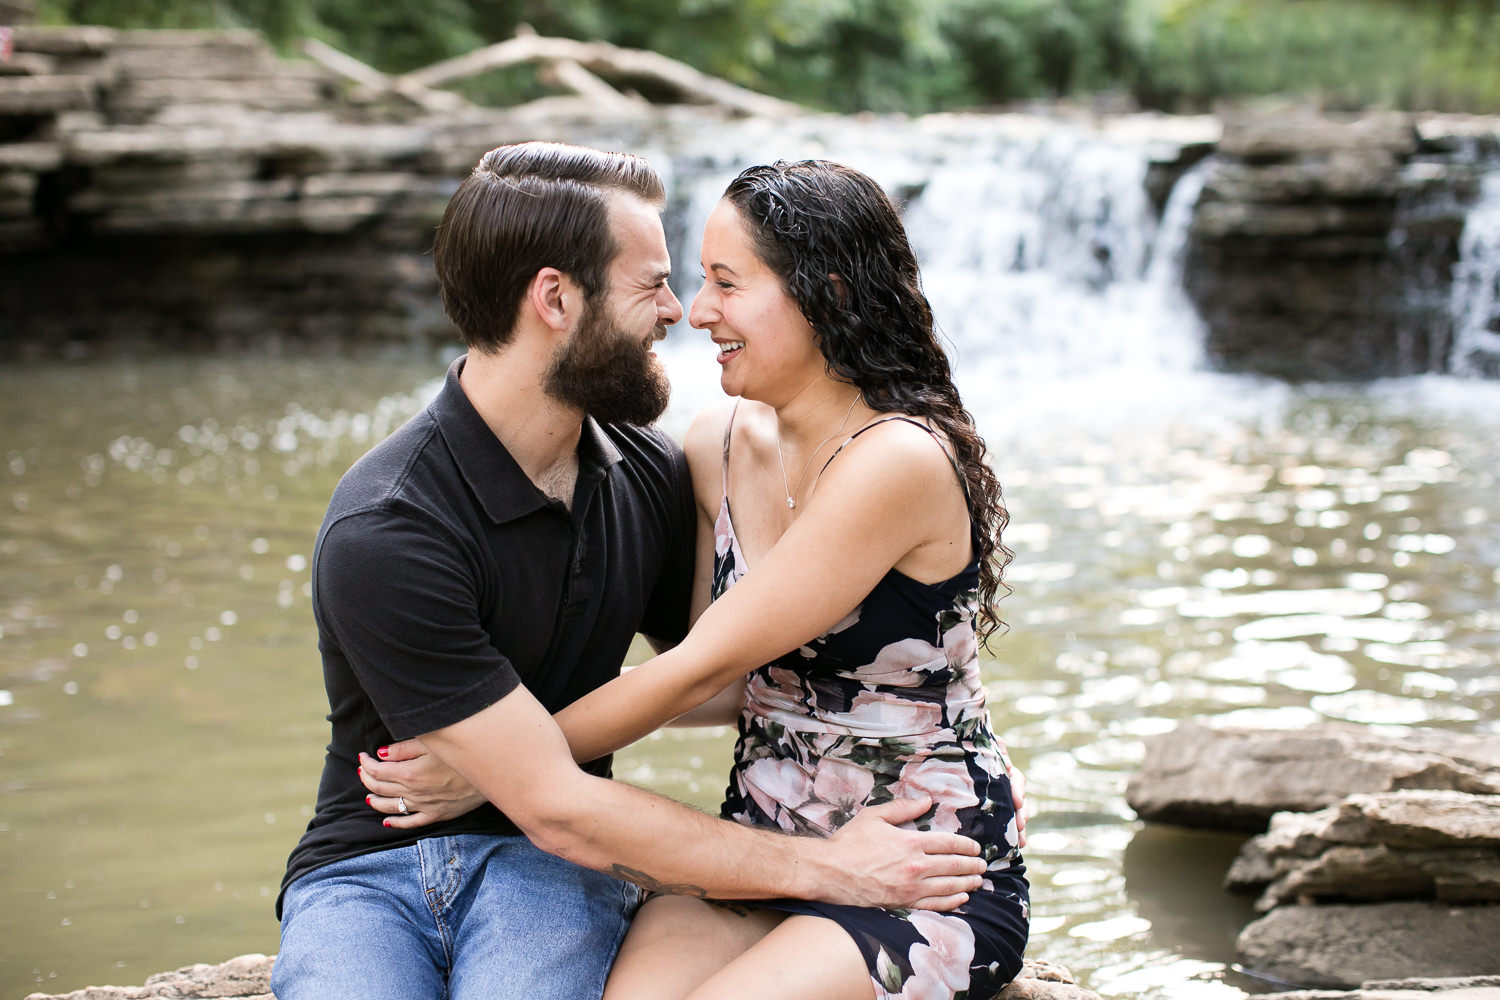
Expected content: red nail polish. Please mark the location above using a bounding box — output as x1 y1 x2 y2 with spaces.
357 767 363 776
382 819 391 827
365 795 371 805
377 746 389 759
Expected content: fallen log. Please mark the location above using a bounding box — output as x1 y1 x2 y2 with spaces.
399 32 802 118
539 57 646 112
299 38 467 113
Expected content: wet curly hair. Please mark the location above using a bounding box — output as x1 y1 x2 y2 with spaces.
723 159 1013 645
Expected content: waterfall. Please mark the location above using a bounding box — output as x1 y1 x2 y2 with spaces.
651 116 1212 422
1450 171 1500 378
903 130 1205 382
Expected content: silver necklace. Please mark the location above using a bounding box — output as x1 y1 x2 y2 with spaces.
775 393 860 510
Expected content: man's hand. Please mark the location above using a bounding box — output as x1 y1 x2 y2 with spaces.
814 796 986 912
358 739 486 828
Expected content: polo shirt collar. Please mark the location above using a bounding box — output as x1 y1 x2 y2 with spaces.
431 355 624 524
580 408 624 470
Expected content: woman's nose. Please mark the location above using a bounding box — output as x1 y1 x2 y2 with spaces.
688 285 715 329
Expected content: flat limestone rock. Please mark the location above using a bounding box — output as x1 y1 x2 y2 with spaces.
0 74 96 114
1248 980 1500 999
8 25 116 57
1126 723 1500 832
23 953 275 1000
22 953 1098 1000
1236 902 1500 989
1217 110 1418 160
1246 976 1500 999
996 959 1105 999
1226 791 1500 909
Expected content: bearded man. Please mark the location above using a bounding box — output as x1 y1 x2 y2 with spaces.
271 142 984 1000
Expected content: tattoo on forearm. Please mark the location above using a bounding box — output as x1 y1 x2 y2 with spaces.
610 864 708 898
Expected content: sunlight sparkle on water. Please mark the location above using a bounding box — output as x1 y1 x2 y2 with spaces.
1094 958 1247 1000
1312 689 1478 725
1178 589 1383 619
1231 614 1432 643
1070 915 1153 942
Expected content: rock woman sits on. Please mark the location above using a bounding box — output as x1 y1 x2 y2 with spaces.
364 159 1029 1000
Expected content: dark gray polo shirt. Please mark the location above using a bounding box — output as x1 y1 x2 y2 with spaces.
280 356 695 908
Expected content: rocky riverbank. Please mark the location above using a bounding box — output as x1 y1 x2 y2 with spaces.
1247 979 1500 1000
1128 723 1500 991
0 24 758 350
2 25 1498 376
1185 108 1500 380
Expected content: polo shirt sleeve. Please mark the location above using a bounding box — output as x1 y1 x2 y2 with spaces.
314 506 522 740
637 434 695 646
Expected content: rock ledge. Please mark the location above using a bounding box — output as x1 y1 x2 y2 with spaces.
22 954 1103 1000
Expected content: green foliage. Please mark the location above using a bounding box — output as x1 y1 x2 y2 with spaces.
302 0 481 73
1130 0 1500 112
28 0 1500 114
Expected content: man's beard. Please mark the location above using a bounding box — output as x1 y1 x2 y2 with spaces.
543 299 671 426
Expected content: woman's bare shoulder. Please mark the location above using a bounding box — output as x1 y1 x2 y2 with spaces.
811 413 963 515
681 398 750 509
837 413 955 472
682 397 739 466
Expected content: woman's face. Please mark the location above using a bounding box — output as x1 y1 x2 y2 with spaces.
690 200 824 404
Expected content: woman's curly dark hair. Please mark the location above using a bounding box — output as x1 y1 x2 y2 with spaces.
723 159 1013 645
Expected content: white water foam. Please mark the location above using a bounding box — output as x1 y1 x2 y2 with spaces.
650 116 1216 433
1450 171 1500 377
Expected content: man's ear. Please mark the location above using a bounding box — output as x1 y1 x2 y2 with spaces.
526 267 579 333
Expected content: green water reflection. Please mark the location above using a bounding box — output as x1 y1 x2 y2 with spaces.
2 350 1496 999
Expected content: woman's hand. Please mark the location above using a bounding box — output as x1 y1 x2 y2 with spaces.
358 739 487 829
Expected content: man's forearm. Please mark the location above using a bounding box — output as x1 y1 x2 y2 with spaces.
535 774 822 900
422 696 983 911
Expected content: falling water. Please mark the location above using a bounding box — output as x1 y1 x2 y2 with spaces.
1450 171 1500 377
652 115 1216 422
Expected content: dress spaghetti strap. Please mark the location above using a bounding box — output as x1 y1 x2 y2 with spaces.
720 399 742 500
816 415 971 503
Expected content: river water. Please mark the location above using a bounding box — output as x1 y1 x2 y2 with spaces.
4 119 1500 998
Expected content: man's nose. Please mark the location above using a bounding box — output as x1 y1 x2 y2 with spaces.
659 284 683 326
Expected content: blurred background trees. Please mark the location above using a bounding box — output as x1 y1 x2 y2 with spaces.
26 0 1500 114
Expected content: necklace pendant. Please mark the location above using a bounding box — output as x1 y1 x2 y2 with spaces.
786 496 797 509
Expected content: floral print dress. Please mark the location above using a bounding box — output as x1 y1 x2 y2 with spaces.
713 409 1029 1000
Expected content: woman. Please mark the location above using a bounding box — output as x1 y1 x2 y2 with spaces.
367 160 1028 1000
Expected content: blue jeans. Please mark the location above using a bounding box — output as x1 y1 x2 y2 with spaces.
272 834 640 1000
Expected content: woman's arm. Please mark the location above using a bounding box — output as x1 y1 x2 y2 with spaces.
553 416 961 763
667 675 746 726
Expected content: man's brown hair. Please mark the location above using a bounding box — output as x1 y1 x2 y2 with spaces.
433 142 666 352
